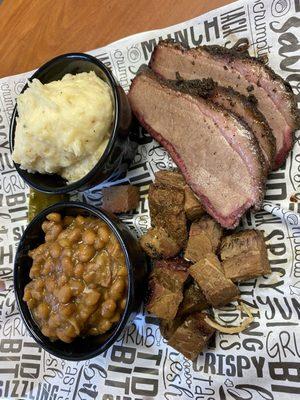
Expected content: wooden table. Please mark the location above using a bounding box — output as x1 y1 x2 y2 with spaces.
0 0 233 78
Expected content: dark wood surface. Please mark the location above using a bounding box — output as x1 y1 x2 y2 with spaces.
0 0 233 78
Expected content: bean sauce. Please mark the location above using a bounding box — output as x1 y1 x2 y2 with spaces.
23 213 128 343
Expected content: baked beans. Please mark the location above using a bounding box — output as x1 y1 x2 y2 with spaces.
23 213 128 343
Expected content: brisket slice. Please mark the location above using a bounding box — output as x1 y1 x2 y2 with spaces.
210 86 275 172
128 69 265 229
150 40 299 169
172 78 275 173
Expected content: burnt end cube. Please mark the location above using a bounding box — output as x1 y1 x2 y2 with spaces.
140 227 180 259
184 186 206 220
177 281 209 317
184 216 223 262
189 254 240 307
147 281 183 320
155 170 186 190
152 258 190 289
149 183 187 247
160 317 183 341
167 313 215 361
146 258 190 319
220 229 271 281
101 185 140 213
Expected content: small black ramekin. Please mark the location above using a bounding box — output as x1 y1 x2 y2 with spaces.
14 201 147 360
9 53 135 194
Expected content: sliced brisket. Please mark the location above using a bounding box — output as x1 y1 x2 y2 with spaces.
208 86 275 172
128 69 265 228
150 40 299 169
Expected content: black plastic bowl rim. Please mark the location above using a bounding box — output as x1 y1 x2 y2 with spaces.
14 201 137 360
9 53 121 194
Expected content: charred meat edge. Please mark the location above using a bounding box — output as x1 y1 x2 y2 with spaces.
150 40 299 169
171 77 276 172
129 69 266 227
150 39 299 130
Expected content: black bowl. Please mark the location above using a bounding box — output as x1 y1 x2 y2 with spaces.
9 53 135 194
14 201 147 360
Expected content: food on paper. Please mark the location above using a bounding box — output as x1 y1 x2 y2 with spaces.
189 254 240 307
154 169 186 189
150 40 298 169
184 216 223 263
139 170 272 360
12 72 114 183
167 313 215 361
155 170 205 220
146 258 190 320
183 185 206 221
220 229 271 281
128 69 265 229
173 78 276 172
23 213 127 343
148 178 187 247
177 281 208 317
101 184 140 213
140 226 181 259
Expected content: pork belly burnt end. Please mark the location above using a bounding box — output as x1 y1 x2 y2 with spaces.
155 170 185 190
160 317 183 341
167 313 215 361
177 281 209 317
150 40 299 169
147 281 182 321
189 254 240 307
140 226 180 258
184 186 206 220
148 182 187 247
147 258 190 319
184 216 223 262
220 229 271 281
156 170 205 220
101 185 140 213
128 69 265 229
